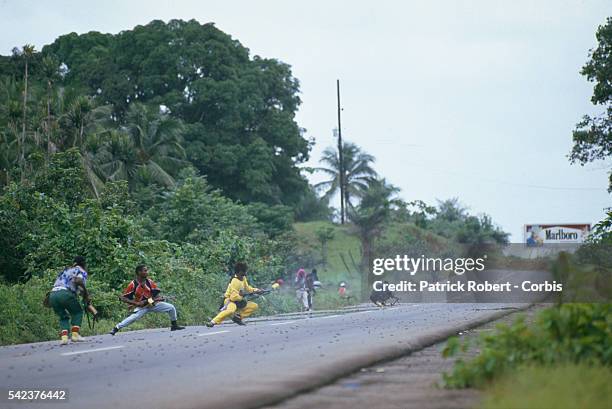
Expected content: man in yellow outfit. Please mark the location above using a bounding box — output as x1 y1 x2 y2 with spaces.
206 262 263 327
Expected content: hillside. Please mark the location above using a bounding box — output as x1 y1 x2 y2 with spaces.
293 220 458 291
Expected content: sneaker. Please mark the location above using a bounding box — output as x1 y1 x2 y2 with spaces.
231 315 246 326
205 321 216 328
60 330 69 346
109 326 119 336
71 332 86 342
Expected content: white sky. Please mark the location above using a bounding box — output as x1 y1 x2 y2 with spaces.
1 0 611 240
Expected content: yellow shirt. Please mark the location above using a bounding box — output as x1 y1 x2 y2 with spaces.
224 276 258 302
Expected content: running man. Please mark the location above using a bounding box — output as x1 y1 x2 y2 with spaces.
109 264 185 335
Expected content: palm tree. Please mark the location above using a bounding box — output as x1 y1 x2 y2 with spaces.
17 44 35 179
97 130 139 190
40 55 60 158
100 103 186 190
348 178 399 290
52 94 112 197
0 77 23 185
316 141 377 223
58 95 111 149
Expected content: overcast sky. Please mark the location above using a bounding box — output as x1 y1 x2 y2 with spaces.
2 0 611 240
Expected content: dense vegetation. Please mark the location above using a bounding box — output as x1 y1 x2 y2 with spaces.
0 19 328 213
0 19 514 345
442 17 612 403
442 303 612 388
571 16 612 192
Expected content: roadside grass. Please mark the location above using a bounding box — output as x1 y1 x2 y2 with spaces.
293 220 454 299
0 277 354 345
482 364 612 409
293 221 362 286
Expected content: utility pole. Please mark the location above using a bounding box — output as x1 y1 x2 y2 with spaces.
336 79 345 224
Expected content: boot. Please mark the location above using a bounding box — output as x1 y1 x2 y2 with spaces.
109 326 119 336
71 326 86 342
60 330 69 346
170 320 185 331
231 315 246 326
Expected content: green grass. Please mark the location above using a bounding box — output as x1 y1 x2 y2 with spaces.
293 221 362 286
482 364 612 409
293 220 454 299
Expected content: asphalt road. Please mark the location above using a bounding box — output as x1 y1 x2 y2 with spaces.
0 303 523 409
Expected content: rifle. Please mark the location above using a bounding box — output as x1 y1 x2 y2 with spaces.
241 288 272 301
82 300 99 331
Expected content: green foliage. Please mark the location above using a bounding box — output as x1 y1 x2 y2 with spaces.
0 275 59 344
587 209 612 243
570 17 612 191
442 304 612 388
1 19 316 212
349 178 399 238
293 185 333 222
550 251 611 303
0 149 289 345
36 19 312 206
315 225 335 246
316 141 378 222
31 148 89 207
146 170 260 244
293 221 362 283
428 198 509 247
246 202 294 237
0 232 285 345
349 178 400 290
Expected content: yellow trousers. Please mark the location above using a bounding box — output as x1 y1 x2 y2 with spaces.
212 300 258 324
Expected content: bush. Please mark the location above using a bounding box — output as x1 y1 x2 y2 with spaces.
0 233 289 345
442 303 612 388
146 171 261 244
0 276 58 344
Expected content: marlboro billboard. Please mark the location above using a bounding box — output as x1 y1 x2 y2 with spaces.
524 224 591 246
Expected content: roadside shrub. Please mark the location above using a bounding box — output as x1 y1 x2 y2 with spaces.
0 275 58 344
442 303 612 388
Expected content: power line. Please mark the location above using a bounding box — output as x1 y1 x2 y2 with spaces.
404 162 607 192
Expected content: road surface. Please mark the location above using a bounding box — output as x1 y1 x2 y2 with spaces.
0 303 523 409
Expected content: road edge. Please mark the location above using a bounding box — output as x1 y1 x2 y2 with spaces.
240 305 532 409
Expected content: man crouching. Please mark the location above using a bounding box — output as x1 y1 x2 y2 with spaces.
206 262 262 327
109 264 185 335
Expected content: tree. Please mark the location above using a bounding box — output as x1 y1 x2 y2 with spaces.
245 202 294 238
100 103 186 190
315 225 335 267
12 44 36 179
436 198 468 223
42 19 312 207
428 198 508 253
316 141 378 223
570 17 612 191
0 77 22 185
146 170 259 243
349 178 399 295
293 184 333 222
53 95 112 197
39 55 60 157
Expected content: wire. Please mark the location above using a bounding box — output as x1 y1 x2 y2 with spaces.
404 162 607 192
